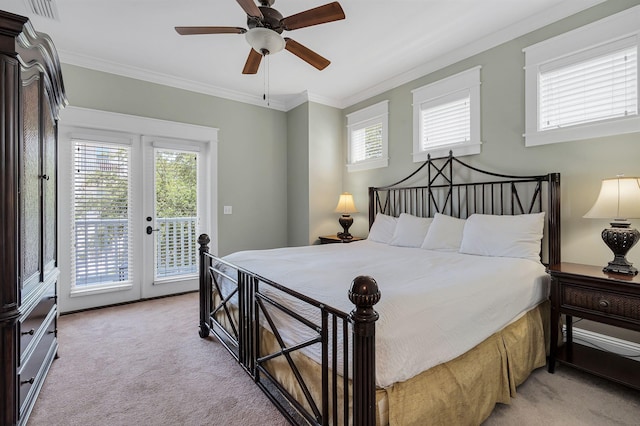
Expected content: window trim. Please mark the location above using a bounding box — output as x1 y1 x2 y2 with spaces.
346 100 389 172
412 66 482 162
523 5 640 147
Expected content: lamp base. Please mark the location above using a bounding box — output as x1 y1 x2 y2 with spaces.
603 259 638 275
601 223 639 276
338 214 353 240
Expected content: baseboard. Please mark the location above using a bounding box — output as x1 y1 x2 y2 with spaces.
563 326 640 362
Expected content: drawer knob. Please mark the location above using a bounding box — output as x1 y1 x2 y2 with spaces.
599 299 610 308
21 377 35 385
21 328 35 336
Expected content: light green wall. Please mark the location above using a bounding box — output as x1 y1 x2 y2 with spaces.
308 102 343 243
61 64 288 256
342 0 640 270
286 102 310 247
339 0 640 343
286 101 343 246
58 1 639 341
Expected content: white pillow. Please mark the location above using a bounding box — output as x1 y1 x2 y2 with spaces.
389 213 433 248
367 213 398 244
459 213 545 261
421 213 466 251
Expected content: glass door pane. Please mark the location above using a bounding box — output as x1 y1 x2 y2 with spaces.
154 149 198 280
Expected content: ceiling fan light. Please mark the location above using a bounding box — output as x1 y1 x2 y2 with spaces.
245 27 285 55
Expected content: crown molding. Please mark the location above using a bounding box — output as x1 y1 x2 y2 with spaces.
284 90 343 111
58 49 289 112
339 0 606 108
56 0 606 112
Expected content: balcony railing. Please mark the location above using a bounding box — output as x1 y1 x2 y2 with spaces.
156 216 198 278
74 216 197 287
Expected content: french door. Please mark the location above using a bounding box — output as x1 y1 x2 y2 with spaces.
57 108 217 313
141 137 206 299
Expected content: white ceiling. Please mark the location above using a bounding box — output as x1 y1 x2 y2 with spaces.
3 0 605 111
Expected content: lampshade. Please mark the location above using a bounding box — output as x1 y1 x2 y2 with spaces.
335 193 358 214
583 177 640 220
245 27 285 55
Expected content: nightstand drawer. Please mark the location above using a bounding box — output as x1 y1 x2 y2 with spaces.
562 285 640 321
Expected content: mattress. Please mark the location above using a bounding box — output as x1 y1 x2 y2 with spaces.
221 239 549 388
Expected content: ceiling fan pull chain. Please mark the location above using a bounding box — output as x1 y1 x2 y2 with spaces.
263 54 270 106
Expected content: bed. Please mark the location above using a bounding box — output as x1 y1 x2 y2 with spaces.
197 153 561 425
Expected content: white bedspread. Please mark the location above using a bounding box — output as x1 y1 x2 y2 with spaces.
222 240 548 388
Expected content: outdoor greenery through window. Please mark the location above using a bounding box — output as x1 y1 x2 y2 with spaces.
154 149 198 279
73 140 131 287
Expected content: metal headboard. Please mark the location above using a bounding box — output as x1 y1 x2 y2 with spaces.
368 152 561 265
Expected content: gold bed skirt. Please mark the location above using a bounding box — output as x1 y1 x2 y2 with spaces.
212 297 549 425
384 301 549 425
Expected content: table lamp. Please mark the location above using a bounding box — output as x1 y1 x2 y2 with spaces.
584 176 640 275
335 192 358 240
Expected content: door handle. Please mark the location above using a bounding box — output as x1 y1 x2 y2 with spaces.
146 226 159 235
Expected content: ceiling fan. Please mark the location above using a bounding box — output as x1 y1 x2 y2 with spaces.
175 0 345 74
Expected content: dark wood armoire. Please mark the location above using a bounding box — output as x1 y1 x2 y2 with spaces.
0 10 66 426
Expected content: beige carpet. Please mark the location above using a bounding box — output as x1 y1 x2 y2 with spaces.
27 292 640 426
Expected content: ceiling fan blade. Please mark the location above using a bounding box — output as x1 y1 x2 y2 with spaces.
242 49 263 74
284 38 330 70
175 26 246 35
236 0 263 19
281 2 345 31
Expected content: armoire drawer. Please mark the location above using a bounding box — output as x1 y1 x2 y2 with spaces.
20 281 56 357
19 314 57 412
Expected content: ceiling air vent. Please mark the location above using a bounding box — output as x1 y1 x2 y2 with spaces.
23 0 60 20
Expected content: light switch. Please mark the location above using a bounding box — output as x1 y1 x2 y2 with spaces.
223 206 232 215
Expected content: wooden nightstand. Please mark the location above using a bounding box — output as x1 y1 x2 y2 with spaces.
548 262 640 390
319 235 364 244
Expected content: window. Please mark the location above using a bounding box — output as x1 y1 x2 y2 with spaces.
524 6 640 146
412 66 481 161
346 100 388 172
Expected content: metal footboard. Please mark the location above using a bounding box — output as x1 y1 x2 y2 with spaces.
198 234 379 426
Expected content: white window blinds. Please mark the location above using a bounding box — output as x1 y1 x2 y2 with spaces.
346 100 389 172
523 7 640 146
412 66 481 161
351 122 383 163
420 91 471 149
73 140 132 287
539 44 638 130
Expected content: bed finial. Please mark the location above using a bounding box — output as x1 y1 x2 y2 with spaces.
349 275 380 425
349 275 381 311
198 233 210 252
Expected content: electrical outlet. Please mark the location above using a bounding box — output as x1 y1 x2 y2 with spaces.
223 206 232 215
